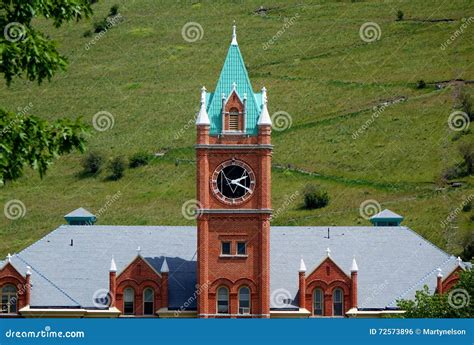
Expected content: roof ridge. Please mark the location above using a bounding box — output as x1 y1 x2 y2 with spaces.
388 255 454 307
15 253 81 306
401 226 451 258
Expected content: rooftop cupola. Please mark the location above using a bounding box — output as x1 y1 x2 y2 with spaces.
64 207 96 225
370 209 403 227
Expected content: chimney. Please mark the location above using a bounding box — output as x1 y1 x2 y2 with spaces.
25 266 31 306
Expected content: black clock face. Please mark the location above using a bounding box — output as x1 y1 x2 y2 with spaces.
212 160 256 204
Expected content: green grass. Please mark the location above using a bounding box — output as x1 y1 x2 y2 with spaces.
0 0 473 257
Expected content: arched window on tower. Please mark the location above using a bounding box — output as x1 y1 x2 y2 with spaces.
123 287 135 315
229 107 239 131
1 285 17 314
238 286 250 315
143 288 154 315
333 288 344 316
217 287 229 314
313 288 324 316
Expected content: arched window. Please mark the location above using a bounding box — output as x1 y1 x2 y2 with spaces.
229 107 239 131
333 288 344 316
123 287 135 315
238 286 250 315
217 287 229 314
1 285 17 314
143 288 154 315
313 288 324 316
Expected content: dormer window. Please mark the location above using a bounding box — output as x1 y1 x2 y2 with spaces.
222 88 245 133
229 107 239 131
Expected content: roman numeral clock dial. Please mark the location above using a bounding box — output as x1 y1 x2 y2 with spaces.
211 160 256 204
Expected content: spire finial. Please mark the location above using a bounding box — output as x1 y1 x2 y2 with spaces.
6 253 12 263
160 257 169 273
326 248 331 257
437 267 443 278
231 22 238 45
257 86 272 126
299 257 307 273
110 257 117 272
456 256 462 266
137 246 141 256
351 256 358 272
232 81 237 91
196 86 210 125
26 266 32 276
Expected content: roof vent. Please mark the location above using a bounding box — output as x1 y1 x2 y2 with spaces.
370 209 403 227
64 207 96 225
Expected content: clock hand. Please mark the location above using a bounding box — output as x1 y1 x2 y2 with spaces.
231 181 252 192
231 175 248 184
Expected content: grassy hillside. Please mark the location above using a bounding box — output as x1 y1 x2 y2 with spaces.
1 0 473 258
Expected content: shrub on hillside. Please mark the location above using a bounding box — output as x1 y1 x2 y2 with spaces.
416 80 426 89
129 151 152 168
93 18 108 33
459 90 473 121
303 184 329 210
108 156 126 181
459 142 474 176
81 151 104 175
109 5 119 17
396 10 404 21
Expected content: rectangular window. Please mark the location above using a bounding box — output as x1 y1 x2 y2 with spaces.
221 242 231 255
237 242 246 255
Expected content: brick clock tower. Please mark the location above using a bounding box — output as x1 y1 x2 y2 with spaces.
195 25 272 318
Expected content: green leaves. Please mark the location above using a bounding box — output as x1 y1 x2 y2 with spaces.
0 108 89 185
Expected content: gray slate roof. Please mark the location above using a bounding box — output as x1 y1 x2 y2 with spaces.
370 209 403 220
2 225 463 310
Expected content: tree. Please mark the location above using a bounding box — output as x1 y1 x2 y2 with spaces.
108 156 125 181
1 1 93 184
303 184 330 210
397 267 473 318
459 142 474 176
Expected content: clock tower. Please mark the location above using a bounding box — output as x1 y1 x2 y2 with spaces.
195 25 272 318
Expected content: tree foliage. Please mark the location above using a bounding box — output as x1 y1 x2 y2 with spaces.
0 109 87 185
0 1 93 184
397 267 474 318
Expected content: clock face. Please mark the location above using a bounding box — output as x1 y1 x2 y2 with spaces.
211 160 256 204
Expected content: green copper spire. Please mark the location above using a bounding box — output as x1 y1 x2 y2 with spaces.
204 25 263 135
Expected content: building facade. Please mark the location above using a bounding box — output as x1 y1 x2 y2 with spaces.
0 26 468 318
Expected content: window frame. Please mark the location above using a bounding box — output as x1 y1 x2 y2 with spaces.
123 287 135 315
221 241 231 256
216 286 229 314
1 284 18 314
313 288 324 316
228 107 240 131
236 242 247 256
143 287 154 316
238 286 251 315
332 288 344 317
